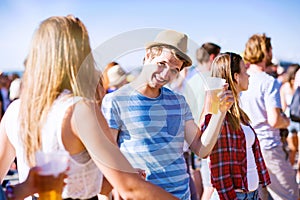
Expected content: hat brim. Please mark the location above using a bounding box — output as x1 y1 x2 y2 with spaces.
145 42 192 68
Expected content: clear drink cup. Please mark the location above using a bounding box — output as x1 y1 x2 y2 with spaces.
204 77 226 114
35 151 69 200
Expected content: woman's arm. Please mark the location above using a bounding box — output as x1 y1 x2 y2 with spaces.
0 109 16 183
71 100 178 200
279 85 288 112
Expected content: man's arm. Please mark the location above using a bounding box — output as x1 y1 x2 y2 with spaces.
185 85 233 158
266 107 290 129
267 78 290 129
185 111 226 158
280 87 288 112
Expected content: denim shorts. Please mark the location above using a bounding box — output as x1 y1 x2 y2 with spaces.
236 189 259 200
288 120 300 135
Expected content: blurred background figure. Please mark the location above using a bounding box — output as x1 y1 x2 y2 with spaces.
102 62 128 94
265 58 290 85
9 78 21 102
280 64 300 183
100 62 140 200
295 68 300 88
0 74 11 119
0 72 19 121
187 42 221 200
184 42 221 123
265 62 279 79
241 33 297 200
293 69 300 183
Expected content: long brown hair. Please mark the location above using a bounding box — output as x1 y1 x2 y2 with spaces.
20 15 100 166
211 52 250 130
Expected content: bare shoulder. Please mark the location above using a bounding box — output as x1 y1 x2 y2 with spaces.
280 82 292 93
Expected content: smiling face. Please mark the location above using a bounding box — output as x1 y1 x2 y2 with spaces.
144 48 183 89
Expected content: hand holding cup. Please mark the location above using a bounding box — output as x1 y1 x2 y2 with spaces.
204 77 233 114
35 151 69 200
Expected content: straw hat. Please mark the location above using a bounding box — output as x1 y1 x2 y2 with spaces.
107 65 127 87
145 30 192 67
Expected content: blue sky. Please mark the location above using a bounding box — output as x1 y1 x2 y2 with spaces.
1 0 300 72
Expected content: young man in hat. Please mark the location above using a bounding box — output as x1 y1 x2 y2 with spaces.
101 30 234 199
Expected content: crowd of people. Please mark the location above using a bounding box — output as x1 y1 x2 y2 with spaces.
0 15 300 200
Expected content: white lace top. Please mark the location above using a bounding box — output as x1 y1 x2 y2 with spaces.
5 91 103 199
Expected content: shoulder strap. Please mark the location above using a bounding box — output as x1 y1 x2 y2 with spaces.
56 96 83 150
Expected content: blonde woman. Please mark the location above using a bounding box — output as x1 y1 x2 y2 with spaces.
0 15 177 200
202 53 270 200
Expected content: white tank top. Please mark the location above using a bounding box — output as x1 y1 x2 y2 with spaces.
241 124 259 191
284 93 293 117
5 91 103 199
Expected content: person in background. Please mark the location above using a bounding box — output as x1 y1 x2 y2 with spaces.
0 87 3 121
9 78 21 102
265 61 289 157
171 42 221 123
240 33 297 200
102 62 128 94
0 15 179 200
101 61 130 200
102 29 234 199
192 43 221 200
101 62 131 200
168 42 221 200
102 61 118 92
280 64 300 166
0 75 11 114
203 52 270 200
293 69 300 183
294 67 300 88
102 62 127 94
265 62 278 79
168 42 219 200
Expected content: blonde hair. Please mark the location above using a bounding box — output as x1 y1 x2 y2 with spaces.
20 15 99 166
243 33 271 65
211 53 250 130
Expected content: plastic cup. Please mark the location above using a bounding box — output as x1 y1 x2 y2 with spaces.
35 151 69 200
204 77 226 114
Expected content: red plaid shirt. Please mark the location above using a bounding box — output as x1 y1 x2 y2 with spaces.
202 114 271 200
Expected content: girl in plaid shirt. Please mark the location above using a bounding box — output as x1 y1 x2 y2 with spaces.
202 52 271 200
